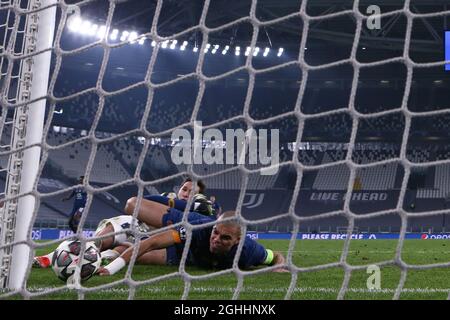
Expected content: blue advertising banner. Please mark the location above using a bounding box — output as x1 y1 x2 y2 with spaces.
246 232 450 240
32 229 96 240
446 31 450 71
32 229 450 241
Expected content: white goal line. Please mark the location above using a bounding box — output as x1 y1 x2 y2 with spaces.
26 286 450 295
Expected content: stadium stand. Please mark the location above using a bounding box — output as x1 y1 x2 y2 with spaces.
46 131 130 184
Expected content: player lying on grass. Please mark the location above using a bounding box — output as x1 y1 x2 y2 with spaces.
32 178 213 268
96 178 214 263
124 178 219 230
32 215 150 268
98 211 287 275
130 177 216 218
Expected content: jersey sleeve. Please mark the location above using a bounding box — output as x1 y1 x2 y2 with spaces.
171 228 185 244
239 237 272 268
172 216 213 245
144 194 188 210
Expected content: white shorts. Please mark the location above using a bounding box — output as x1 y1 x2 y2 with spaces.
95 215 134 246
95 215 151 246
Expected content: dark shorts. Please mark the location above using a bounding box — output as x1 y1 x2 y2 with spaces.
162 208 213 265
70 204 84 216
166 245 182 266
166 244 195 266
162 208 213 227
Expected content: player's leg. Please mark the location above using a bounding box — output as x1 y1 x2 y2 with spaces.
125 194 214 227
68 215 75 232
101 245 170 266
100 243 131 265
95 217 138 264
94 216 135 250
136 248 167 265
73 209 83 231
32 252 54 268
136 245 184 266
68 206 82 232
94 221 116 251
124 197 170 228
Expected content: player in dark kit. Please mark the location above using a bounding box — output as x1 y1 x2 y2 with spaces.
147 177 215 217
62 176 87 232
124 177 217 230
33 177 216 269
98 211 287 275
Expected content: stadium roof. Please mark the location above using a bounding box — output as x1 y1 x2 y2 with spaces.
68 0 448 56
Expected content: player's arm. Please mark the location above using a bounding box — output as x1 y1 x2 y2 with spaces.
242 238 288 272
62 190 75 201
269 251 288 273
98 230 178 276
256 246 288 272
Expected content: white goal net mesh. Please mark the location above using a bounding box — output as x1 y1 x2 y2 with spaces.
0 0 450 300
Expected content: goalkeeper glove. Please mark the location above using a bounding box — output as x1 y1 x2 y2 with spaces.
191 193 215 216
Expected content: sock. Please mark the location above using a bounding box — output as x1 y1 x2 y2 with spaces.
101 249 120 260
44 252 55 261
35 252 54 268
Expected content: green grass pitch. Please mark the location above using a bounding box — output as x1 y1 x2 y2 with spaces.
11 239 450 300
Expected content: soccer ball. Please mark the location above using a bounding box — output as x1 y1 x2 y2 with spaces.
51 240 101 282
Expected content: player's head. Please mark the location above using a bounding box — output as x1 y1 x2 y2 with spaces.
210 195 216 202
177 177 206 200
79 176 85 183
209 211 241 255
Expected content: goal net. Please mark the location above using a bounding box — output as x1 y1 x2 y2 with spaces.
1 0 450 300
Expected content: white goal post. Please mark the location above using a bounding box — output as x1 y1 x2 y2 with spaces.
0 0 56 290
